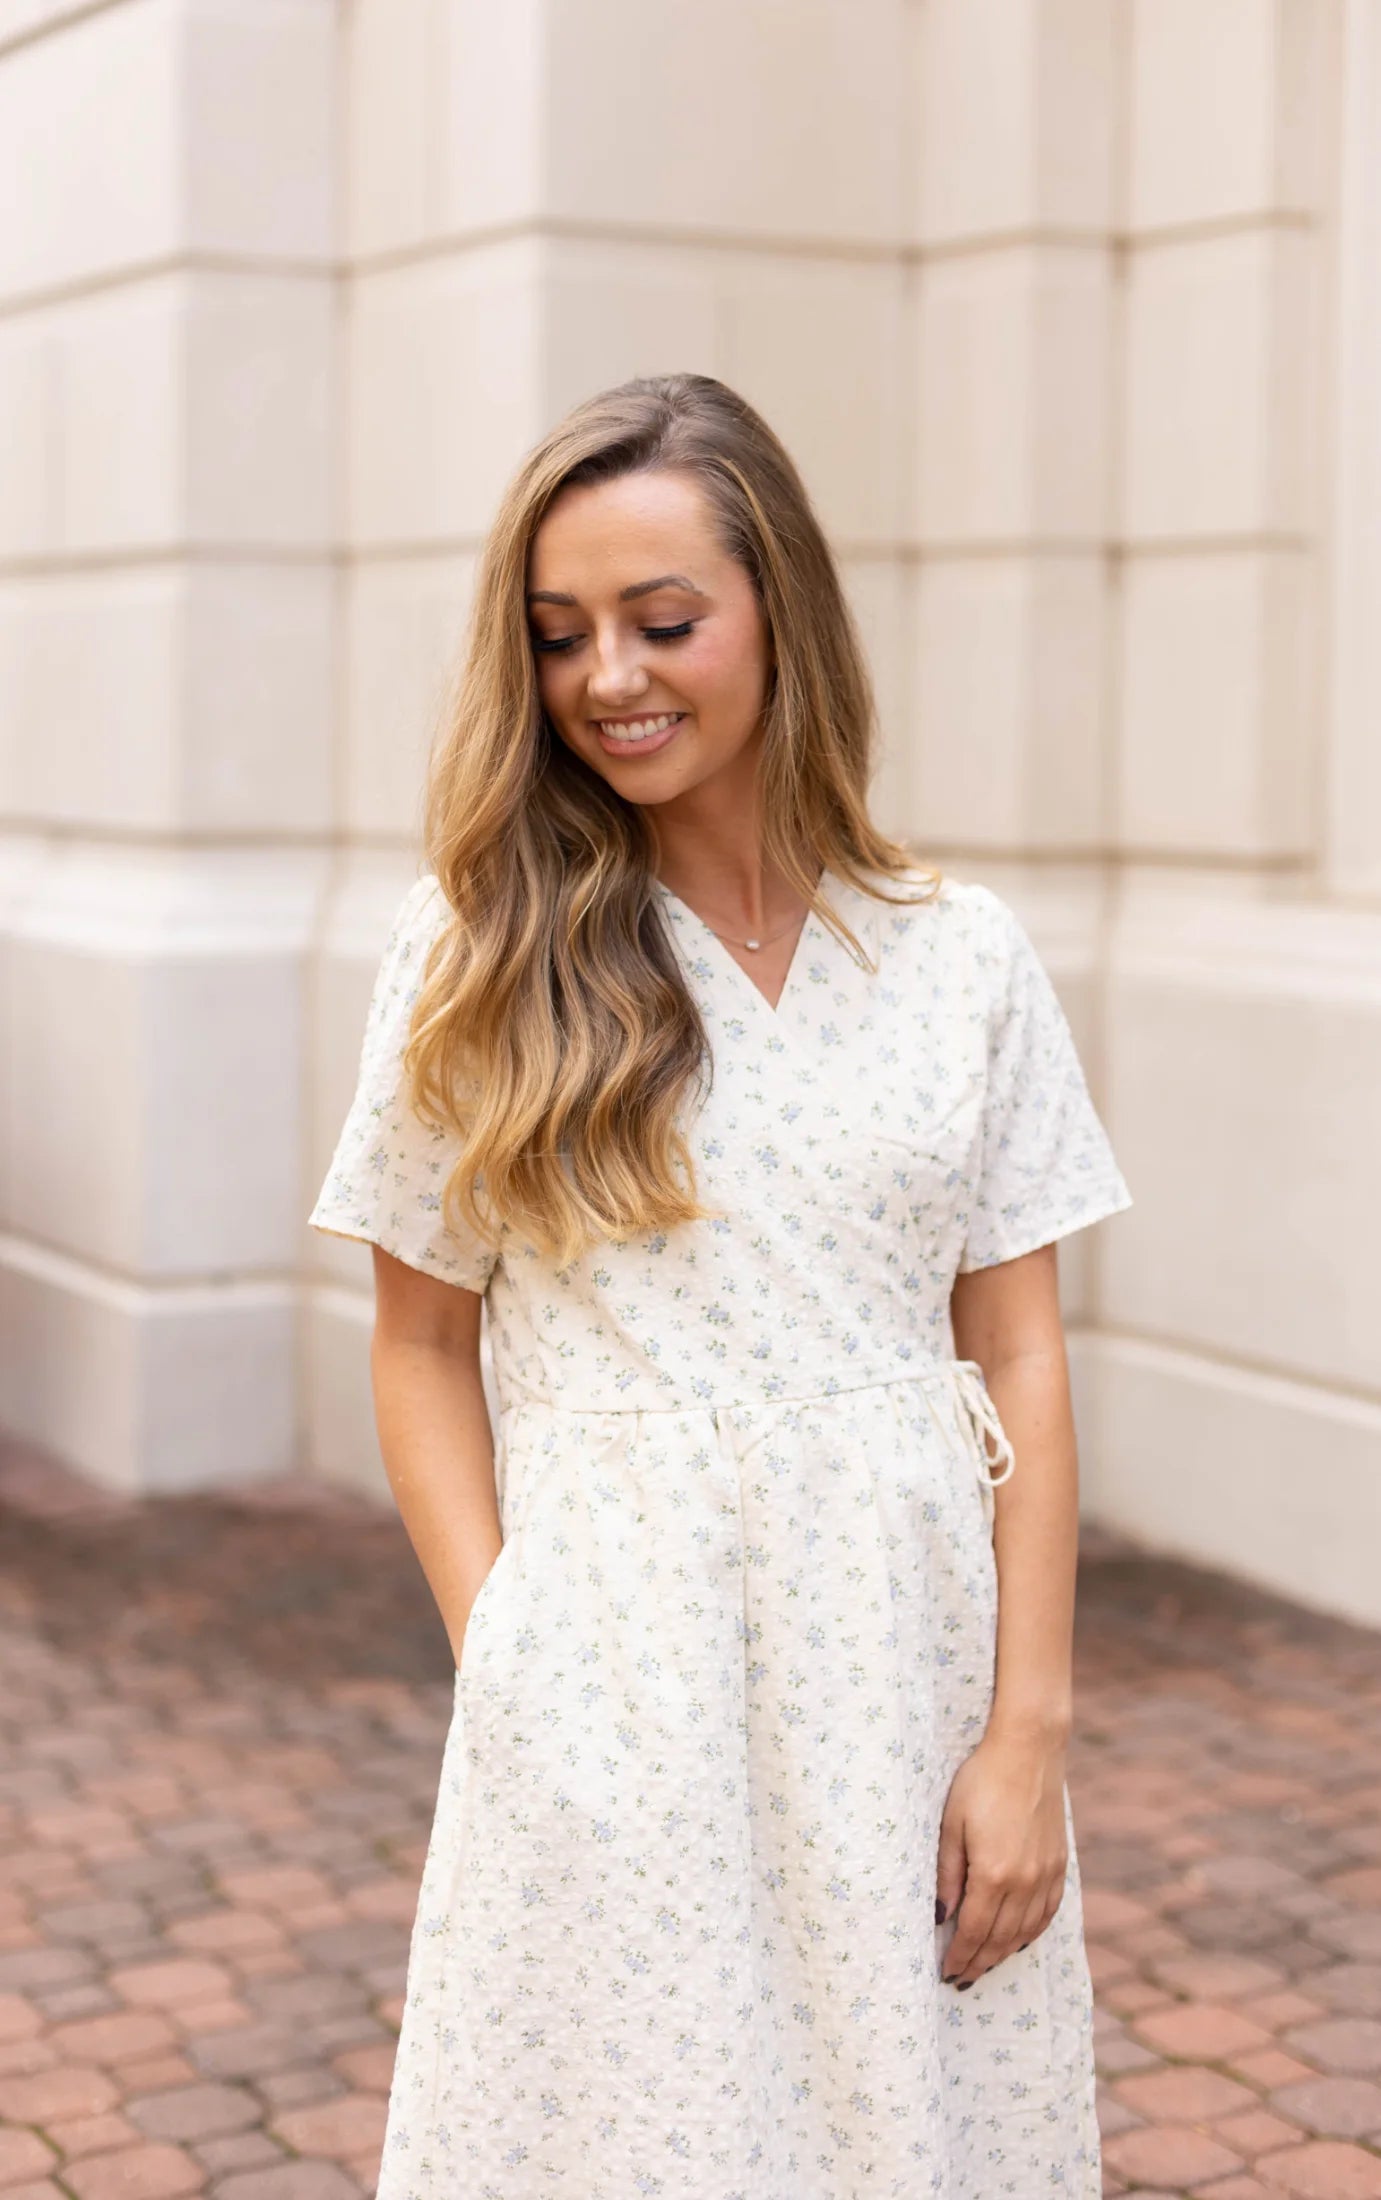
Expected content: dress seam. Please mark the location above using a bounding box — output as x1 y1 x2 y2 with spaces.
496 1359 972 1417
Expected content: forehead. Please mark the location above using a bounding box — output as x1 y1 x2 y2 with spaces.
528 469 724 585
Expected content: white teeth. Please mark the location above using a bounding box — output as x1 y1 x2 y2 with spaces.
599 712 683 742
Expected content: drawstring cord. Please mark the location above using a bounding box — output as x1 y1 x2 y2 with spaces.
948 1360 1016 1532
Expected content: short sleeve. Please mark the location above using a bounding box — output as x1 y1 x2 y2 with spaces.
957 886 1133 1273
309 874 501 1295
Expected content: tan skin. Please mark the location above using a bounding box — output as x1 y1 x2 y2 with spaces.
370 466 1080 1989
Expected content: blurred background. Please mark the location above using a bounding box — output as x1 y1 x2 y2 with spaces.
0 0 1378 1642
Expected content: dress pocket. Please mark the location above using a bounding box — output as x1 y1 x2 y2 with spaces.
456 1534 518 1684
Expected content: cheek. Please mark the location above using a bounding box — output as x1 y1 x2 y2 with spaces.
534 652 575 718
679 626 768 717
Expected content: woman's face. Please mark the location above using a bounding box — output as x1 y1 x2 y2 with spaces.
527 468 773 810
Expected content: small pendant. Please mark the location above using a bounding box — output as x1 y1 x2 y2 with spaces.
743 938 761 951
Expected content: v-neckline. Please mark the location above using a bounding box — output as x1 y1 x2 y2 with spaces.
653 870 835 1019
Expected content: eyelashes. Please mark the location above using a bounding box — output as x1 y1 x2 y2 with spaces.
531 622 697 656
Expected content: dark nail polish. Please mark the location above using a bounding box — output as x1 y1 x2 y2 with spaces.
957 1981 973 1991
934 1898 947 1925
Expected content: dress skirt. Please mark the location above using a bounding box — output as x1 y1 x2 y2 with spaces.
374 1369 1101 2198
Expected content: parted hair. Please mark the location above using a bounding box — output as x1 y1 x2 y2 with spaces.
405 371 941 1268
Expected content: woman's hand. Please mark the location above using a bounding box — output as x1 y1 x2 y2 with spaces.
936 1729 1070 1987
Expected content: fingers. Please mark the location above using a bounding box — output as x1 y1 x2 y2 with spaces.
955 1888 1032 1986
941 1873 1063 1987
942 1881 1020 1986
1017 1883 1058 1953
935 1810 967 1933
939 1873 1000 1985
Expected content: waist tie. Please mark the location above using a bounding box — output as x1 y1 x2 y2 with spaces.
949 1359 1016 1533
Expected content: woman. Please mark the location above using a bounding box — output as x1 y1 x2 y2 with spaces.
312 372 1132 2198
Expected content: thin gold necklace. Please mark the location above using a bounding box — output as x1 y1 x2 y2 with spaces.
655 876 815 953
705 909 808 953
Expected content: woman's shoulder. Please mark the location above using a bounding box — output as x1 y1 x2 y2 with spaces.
357 873 451 1043
370 872 452 981
854 864 1025 1009
855 862 1012 943
386 870 448 947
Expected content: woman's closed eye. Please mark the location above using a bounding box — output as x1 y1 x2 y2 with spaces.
531 622 697 655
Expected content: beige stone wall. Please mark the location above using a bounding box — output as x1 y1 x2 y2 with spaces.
1091 0 1381 1632
0 0 336 1492
1 1 1377 1623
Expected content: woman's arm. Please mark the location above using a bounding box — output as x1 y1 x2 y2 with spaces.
956 1241 1081 1745
369 1243 503 1670
937 1241 1081 1986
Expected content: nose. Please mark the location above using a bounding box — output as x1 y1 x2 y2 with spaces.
585 624 652 709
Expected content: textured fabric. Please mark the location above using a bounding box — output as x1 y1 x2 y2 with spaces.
311 864 1133 2199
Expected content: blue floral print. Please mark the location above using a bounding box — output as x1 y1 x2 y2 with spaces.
310 865 1132 2197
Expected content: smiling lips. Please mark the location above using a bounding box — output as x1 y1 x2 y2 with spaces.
594 711 688 748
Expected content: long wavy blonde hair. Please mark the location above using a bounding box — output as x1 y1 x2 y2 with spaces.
405 372 942 1268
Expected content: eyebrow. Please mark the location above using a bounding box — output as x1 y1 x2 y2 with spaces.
526 574 708 608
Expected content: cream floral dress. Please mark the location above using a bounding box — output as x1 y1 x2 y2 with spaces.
311 863 1132 2200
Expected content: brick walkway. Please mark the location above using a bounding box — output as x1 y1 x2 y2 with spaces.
1 1454 1379 2199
